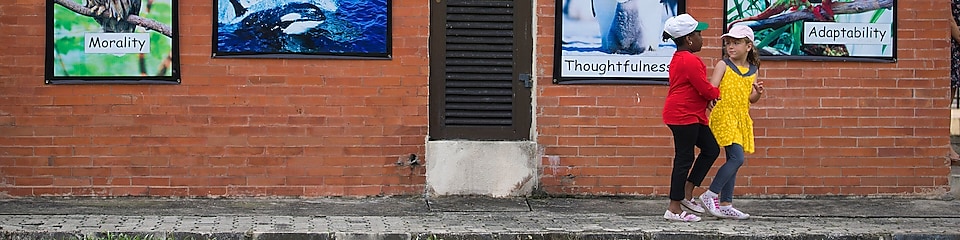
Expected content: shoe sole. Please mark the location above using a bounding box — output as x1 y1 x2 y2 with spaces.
704 208 724 218
680 204 704 214
664 211 701 222
664 217 701 222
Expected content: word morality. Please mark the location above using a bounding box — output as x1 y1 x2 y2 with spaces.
84 33 150 54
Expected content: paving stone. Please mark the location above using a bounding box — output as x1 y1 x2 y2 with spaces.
1 197 959 239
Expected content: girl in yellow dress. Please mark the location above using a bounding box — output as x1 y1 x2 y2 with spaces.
698 25 764 220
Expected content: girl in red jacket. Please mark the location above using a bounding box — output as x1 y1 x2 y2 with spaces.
660 13 720 222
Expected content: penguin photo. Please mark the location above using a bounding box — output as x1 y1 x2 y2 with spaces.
556 0 679 80
564 0 677 55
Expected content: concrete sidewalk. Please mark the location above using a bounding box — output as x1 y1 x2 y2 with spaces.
1 196 959 240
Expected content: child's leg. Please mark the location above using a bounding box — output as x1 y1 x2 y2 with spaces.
708 143 744 204
667 124 699 213
719 144 744 204
687 124 720 189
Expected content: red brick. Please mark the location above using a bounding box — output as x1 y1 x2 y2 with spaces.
0 0 949 198
111 187 150 196
189 187 228 196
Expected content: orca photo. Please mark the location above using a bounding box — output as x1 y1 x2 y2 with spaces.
213 0 391 59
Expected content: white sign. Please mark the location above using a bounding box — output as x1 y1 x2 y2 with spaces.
84 33 151 54
803 22 891 45
560 56 672 78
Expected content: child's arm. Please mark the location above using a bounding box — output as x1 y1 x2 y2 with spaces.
749 79 764 103
684 60 720 100
951 18 960 44
709 61 725 87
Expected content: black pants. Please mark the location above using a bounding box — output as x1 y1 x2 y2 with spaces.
667 123 720 201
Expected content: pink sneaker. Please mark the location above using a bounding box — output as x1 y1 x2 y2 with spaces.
719 206 750 220
680 198 705 213
663 210 701 222
699 191 723 218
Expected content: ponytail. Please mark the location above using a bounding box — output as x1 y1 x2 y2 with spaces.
746 42 761 69
664 32 685 47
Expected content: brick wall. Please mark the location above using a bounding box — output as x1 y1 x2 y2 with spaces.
0 0 953 198
537 1 954 196
0 0 430 196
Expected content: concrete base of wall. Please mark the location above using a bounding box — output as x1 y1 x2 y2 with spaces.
952 167 960 198
951 109 960 197
425 141 539 197
952 109 960 135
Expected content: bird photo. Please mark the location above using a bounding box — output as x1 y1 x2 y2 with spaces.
85 0 142 33
725 0 894 60
47 0 178 82
214 0 391 58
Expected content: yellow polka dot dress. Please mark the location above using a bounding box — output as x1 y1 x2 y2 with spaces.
710 64 756 154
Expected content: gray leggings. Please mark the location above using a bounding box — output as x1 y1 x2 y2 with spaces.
708 143 745 203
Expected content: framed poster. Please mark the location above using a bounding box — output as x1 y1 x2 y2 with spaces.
725 0 895 62
213 0 392 59
554 0 685 85
46 0 181 84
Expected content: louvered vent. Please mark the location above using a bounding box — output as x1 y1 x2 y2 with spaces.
443 0 515 126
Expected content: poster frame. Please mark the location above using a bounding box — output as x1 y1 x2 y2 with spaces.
553 0 687 85
211 0 393 60
45 0 181 85
723 0 897 63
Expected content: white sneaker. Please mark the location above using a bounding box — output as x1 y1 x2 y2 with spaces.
699 191 723 218
718 206 750 220
680 198 705 213
663 210 701 222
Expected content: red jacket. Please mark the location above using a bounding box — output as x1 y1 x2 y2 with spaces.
663 51 720 126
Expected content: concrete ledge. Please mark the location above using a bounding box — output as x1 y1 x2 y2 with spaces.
2 232 960 240
425 141 539 197
953 167 960 198
953 109 960 135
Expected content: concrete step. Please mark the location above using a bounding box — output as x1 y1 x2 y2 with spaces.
952 109 960 135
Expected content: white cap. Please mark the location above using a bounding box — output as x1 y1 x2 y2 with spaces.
721 25 755 42
664 14 709 38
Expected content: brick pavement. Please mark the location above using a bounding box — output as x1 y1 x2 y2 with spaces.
1 196 958 240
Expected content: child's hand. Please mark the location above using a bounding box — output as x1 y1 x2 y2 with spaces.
753 81 765 94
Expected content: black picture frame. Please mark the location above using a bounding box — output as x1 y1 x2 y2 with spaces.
723 0 896 62
212 0 392 59
553 0 687 85
46 0 181 85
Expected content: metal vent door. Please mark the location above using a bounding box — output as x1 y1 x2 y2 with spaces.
429 0 533 141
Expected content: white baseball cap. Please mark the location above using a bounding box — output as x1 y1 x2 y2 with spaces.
664 14 709 38
721 25 755 42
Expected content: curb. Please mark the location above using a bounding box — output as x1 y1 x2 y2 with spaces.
3 231 960 240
